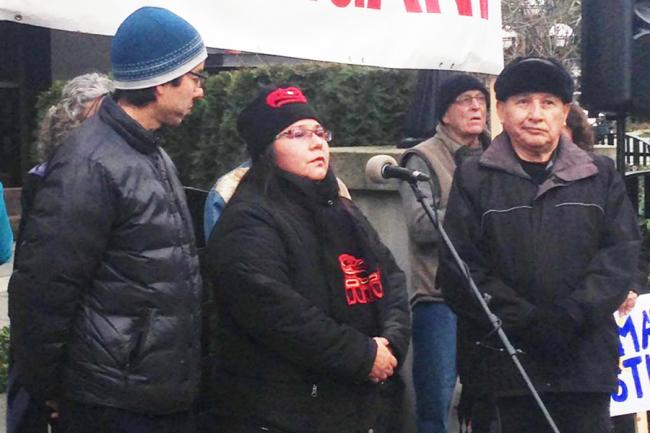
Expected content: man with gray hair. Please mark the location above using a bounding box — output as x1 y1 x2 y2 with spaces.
8 73 113 433
438 57 640 432
35 72 114 162
398 74 489 433
9 7 206 433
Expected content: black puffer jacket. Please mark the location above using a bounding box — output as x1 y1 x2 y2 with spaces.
8 97 203 414
438 133 641 396
206 167 410 433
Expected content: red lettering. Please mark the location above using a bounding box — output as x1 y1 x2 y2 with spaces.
331 0 482 15
424 0 440 13
332 0 381 8
403 0 422 12
455 0 472 16
455 0 488 19
404 0 440 13
367 0 381 9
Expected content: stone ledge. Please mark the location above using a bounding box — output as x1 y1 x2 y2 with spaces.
329 146 404 192
330 145 616 192
593 145 615 162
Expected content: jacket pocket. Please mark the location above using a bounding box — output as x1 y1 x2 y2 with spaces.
126 308 155 371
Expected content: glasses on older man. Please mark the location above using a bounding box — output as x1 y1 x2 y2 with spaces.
454 94 487 107
187 71 208 87
276 126 333 142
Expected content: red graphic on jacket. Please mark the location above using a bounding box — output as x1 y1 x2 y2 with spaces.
266 87 308 108
338 253 384 305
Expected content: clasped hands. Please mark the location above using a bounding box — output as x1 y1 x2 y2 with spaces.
368 336 397 383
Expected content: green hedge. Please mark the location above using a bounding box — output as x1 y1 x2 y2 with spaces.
36 63 417 189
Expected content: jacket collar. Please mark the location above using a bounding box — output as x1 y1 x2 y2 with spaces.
98 96 160 155
435 124 465 156
480 132 599 197
275 168 340 208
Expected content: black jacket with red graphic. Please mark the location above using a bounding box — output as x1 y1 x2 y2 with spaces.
206 166 410 433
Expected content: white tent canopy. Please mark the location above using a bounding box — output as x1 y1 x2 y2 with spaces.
0 0 503 74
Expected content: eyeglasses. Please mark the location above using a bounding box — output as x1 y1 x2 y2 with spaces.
186 70 208 87
276 126 333 142
454 94 487 107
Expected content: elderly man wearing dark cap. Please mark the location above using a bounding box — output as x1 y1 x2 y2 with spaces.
398 74 489 433
437 57 640 433
9 7 206 433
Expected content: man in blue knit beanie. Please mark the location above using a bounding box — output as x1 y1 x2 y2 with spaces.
9 7 207 433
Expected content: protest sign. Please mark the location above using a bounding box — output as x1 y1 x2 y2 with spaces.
611 293 650 416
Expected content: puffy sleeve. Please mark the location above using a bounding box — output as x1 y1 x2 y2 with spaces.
8 153 115 399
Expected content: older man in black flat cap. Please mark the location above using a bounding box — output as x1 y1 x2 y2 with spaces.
437 57 641 433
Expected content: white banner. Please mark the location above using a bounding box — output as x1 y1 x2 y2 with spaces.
0 0 504 74
611 293 650 416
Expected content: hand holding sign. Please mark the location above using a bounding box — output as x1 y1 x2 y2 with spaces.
611 293 650 416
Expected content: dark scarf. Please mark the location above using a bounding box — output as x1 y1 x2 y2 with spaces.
274 169 385 330
516 146 560 185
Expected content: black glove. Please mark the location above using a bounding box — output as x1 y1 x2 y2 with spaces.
526 306 581 356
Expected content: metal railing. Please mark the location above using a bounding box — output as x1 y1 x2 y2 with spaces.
598 133 650 217
625 170 650 219
597 133 650 167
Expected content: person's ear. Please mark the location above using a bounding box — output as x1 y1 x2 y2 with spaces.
562 103 571 126
496 100 505 123
154 84 168 100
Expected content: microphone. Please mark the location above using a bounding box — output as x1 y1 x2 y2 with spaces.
365 155 430 184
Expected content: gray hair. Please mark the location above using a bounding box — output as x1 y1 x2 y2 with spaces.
36 72 114 161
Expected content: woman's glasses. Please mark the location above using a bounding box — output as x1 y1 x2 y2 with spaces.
276 126 333 142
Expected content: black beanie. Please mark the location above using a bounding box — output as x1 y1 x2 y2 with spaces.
237 85 321 160
436 74 489 122
495 57 574 103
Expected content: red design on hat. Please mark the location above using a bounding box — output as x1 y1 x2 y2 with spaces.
266 87 307 108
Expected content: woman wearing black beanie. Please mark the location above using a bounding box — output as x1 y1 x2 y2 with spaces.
205 85 410 433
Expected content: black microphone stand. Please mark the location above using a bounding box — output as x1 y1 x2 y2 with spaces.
405 179 561 433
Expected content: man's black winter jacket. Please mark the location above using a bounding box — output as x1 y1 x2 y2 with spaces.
9 97 203 414
438 133 641 395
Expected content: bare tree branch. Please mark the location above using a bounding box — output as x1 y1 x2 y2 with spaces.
502 0 581 72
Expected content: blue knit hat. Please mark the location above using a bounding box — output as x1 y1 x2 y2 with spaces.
111 7 207 90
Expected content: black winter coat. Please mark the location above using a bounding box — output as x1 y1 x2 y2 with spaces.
438 134 641 396
8 97 203 414
207 167 410 433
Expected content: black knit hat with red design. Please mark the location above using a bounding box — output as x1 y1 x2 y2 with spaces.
237 85 321 160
